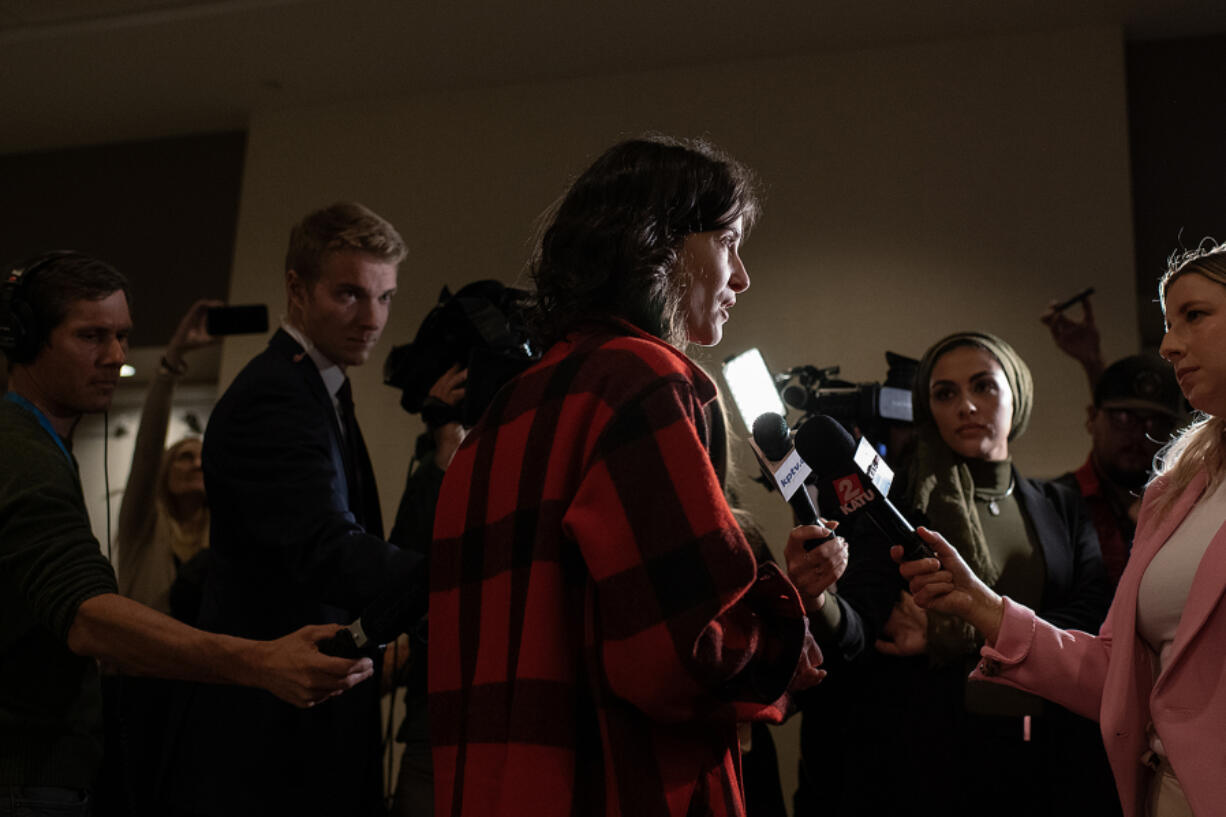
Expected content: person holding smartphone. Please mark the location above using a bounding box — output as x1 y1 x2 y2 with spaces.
115 298 220 618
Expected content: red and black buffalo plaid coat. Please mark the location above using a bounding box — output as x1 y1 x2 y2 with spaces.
430 320 821 817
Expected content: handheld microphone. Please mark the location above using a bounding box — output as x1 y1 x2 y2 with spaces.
750 413 829 548
317 619 380 659
793 415 936 561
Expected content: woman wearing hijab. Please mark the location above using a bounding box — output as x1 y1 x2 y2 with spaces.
900 246 1226 817
794 331 1114 816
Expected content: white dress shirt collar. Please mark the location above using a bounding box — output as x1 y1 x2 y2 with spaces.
282 320 348 409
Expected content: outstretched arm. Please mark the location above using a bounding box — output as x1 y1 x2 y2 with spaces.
892 526 1111 721
67 592 373 708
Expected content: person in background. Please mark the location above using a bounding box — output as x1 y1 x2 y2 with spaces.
101 299 221 816
1041 290 1187 590
429 136 824 817
1053 355 1184 590
387 362 466 817
795 331 1115 817
1041 289 1107 392
169 203 428 817
116 298 221 618
900 243 1226 817
0 250 373 817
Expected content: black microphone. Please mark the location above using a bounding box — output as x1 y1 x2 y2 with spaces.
751 412 819 526
793 415 936 561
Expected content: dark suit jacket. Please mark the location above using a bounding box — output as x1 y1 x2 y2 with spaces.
170 329 424 817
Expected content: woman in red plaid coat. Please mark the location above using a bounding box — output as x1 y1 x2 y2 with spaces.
429 136 826 817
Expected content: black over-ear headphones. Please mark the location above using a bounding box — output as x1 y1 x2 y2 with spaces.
0 251 81 364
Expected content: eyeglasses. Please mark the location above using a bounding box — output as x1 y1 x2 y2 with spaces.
1103 408 1176 439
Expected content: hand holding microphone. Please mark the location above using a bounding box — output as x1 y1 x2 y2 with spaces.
892 527 1005 645
785 525 848 612
750 412 820 526
751 412 847 610
793 415 936 561
316 620 380 659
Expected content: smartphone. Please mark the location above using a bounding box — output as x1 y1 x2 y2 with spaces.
206 304 269 336
1052 286 1095 313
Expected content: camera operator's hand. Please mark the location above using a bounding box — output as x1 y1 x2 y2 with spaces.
428 364 468 470
429 363 468 407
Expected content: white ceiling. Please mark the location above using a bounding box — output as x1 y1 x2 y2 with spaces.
3 0 1226 156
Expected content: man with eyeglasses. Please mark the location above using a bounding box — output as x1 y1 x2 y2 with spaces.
1055 354 1185 590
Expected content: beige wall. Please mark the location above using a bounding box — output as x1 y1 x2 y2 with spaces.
219 23 1136 808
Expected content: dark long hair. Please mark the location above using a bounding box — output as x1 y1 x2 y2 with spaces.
530 135 759 347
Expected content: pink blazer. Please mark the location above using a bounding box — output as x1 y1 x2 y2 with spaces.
973 470 1226 817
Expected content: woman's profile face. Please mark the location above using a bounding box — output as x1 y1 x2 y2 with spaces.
928 345 1013 461
1160 272 1226 418
679 215 749 347
166 439 205 497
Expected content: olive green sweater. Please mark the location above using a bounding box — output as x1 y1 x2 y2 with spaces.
0 399 118 787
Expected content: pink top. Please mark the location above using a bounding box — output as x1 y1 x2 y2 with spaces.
971 470 1226 817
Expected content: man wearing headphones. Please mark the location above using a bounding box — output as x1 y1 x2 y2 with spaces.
0 251 375 817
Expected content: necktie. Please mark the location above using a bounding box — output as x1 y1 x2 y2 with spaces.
337 378 383 536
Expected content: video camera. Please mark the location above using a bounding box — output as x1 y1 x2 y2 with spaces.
780 351 918 452
384 280 537 429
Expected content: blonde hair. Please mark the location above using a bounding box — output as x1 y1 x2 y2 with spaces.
156 436 203 512
1149 240 1226 516
285 202 407 285
156 436 210 564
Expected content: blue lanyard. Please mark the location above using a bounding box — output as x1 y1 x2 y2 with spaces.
4 391 73 465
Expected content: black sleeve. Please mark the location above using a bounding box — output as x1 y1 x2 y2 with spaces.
388 443 445 556
1034 479 1112 633
820 511 907 662
204 361 424 615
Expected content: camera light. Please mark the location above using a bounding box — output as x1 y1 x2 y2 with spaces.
120 365 136 378
721 347 786 432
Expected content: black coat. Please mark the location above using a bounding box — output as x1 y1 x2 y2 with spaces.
796 471 1117 817
169 329 424 817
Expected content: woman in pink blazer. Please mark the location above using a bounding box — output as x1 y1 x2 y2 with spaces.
897 244 1226 817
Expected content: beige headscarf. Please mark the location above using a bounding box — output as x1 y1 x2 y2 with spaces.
905 331 1033 664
